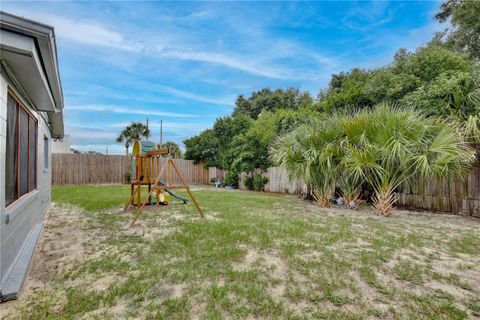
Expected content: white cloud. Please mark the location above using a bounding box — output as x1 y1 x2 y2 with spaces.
341 1 394 32
154 47 297 80
67 105 197 118
153 84 235 105
52 16 139 51
7 9 336 80
6 9 139 51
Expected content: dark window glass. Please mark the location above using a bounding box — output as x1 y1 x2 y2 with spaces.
5 92 38 206
19 107 29 196
6 95 18 206
44 136 49 169
29 117 37 191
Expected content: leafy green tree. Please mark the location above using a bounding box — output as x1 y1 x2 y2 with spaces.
233 87 313 119
227 108 317 174
315 45 473 117
116 121 151 155
391 46 469 82
435 0 480 60
213 114 253 169
183 129 220 167
317 68 374 113
184 115 252 169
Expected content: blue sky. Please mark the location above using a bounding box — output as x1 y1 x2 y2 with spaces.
1 1 444 154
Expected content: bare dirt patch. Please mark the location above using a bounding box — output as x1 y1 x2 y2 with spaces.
1 204 90 317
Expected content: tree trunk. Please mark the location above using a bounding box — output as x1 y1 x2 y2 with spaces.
372 186 396 216
315 195 331 208
312 187 332 208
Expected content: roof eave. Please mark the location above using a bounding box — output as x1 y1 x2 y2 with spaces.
0 11 64 111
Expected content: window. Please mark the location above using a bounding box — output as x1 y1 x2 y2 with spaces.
5 92 37 207
44 136 49 169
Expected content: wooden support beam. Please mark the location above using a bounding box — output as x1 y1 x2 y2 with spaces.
124 183 140 211
170 159 204 218
125 156 204 227
128 163 167 227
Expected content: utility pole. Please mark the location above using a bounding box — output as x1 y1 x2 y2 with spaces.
146 118 149 139
159 120 163 147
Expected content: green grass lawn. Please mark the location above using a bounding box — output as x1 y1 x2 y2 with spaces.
3 185 480 319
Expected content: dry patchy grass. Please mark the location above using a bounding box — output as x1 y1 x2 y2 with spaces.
1 185 479 319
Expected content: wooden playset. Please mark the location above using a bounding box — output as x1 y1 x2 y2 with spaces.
124 140 203 227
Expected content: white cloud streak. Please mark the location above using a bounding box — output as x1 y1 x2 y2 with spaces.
8 9 140 51
154 47 296 80
153 84 235 105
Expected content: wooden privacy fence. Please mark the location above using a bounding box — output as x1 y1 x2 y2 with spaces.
397 168 480 218
52 154 209 186
239 167 304 194
238 166 480 217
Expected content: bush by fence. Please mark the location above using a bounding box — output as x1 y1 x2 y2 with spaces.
52 154 210 186
239 167 304 194
238 166 480 217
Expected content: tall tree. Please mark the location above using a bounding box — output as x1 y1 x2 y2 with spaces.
116 121 151 155
435 0 480 60
184 129 220 167
232 87 313 119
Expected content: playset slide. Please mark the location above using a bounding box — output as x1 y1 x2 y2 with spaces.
159 181 189 204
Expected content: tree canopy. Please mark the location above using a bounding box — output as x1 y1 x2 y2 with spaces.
232 88 313 119
434 0 480 61
184 0 480 186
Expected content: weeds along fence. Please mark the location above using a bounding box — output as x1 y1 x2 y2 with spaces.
51 154 210 185
238 166 480 217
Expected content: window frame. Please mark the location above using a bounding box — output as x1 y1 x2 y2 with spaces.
6 89 38 207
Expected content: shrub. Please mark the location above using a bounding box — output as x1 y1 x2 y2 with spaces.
124 171 131 184
253 173 269 191
244 174 255 190
224 171 239 188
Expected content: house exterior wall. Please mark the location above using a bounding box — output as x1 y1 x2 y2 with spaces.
0 72 52 285
51 134 71 154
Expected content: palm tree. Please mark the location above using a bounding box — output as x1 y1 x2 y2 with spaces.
272 104 475 215
339 104 474 216
271 117 343 207
116 122 151 155
116 127 132 155
158 141 183 158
